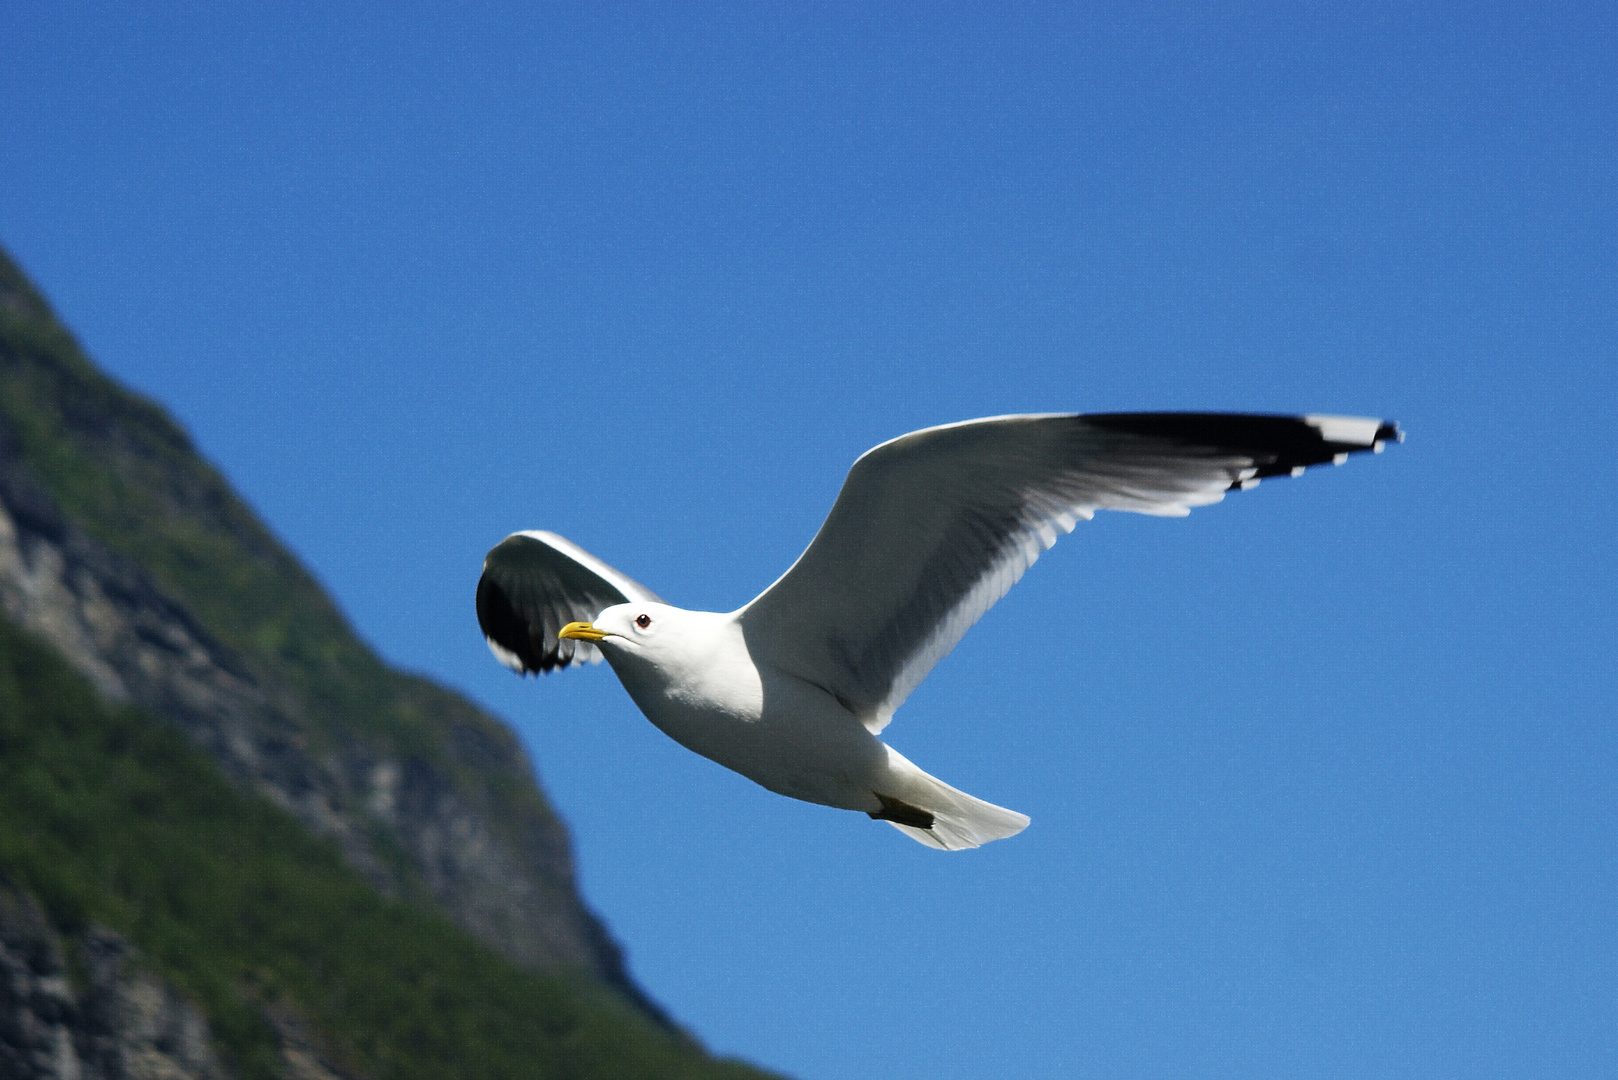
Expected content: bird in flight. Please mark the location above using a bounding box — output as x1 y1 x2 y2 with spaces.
477 413 1400 849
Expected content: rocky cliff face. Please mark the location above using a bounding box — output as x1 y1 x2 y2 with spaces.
0 876 363 1080
0 249 666 1025
0 876 232 1080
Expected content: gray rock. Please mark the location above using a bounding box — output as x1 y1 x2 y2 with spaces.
0 878 228 1080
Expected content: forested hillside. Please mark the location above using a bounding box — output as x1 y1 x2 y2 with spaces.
0 246 779 1080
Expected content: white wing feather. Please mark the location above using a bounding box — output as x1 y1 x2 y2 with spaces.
738 413 1393 732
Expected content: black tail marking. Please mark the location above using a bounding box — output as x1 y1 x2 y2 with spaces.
869 792 935 830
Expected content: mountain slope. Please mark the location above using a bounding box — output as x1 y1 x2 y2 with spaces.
0 245 779 1079
0 248 630 992
0 610 769 1080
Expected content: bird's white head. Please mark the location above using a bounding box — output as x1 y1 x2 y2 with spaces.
559 602 696 673
559 602 669 646
559 602 751 703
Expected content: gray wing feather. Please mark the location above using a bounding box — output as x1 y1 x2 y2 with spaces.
738 413 1398 731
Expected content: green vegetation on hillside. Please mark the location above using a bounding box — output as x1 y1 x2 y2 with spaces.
0 613 769 1080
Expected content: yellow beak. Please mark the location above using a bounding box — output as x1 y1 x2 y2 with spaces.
559 621 610 642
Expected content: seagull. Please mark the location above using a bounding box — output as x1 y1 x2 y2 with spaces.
477 413 1401 850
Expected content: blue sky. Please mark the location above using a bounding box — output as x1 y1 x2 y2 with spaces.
4 4 1616 1077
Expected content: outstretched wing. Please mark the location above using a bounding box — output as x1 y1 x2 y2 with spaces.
476 530 664 674
738 413 1400 731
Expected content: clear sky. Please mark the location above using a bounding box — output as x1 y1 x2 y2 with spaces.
4 4 1615 1078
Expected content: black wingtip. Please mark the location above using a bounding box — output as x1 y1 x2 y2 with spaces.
1080 412 1402 490
476 572 546 675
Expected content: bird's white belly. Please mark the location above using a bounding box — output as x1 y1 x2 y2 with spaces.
614 658 888 813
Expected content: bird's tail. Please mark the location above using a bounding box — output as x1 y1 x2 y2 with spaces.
876 746 1030 850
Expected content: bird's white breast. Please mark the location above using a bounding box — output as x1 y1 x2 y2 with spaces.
605 614 763 750
602 612 885 809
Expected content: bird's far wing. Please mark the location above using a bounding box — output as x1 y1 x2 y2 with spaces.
476 530 664 674
738 413 1400 731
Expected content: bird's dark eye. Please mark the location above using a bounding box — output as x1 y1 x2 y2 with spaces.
635 613 652 629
